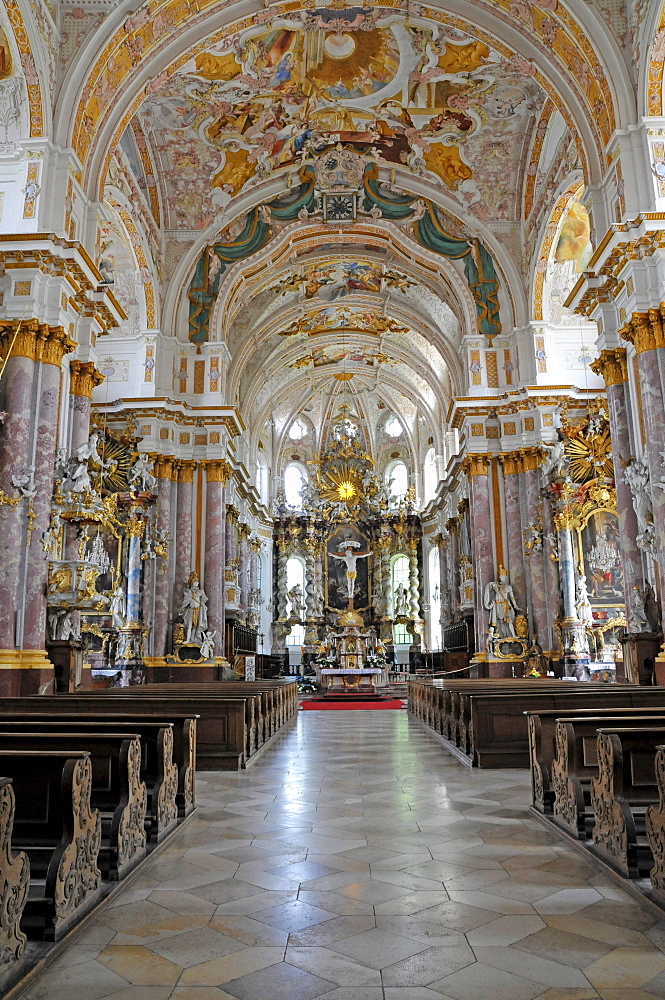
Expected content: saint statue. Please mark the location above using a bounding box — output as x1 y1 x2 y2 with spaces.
330 540 370 600
179 573 209 643
483 567 520 639
394 584 409 618
109 581 126 628
287 583 305 622
127 454 157 492
575 569 594 626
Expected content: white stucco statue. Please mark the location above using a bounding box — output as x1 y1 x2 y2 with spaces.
628 586 649 634
575 569 594 626
483 568 520 638
179 573 209 643
109 582 126 628
541 439 568 480
394 584 409 618
623 455 655 555
127 453 157 492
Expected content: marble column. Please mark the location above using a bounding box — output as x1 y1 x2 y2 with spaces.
204 461 230 659
22 328 76 652
523 459 549 647
466 455 494 653
273 533 289 655
622 314 665 601
592 348 646 630
151 458 175 658
124 517 144 624
541 490 561 654
303 538 317 646
438 534 450 626
554 494 590 678
0 322 39 653
499 455 527 613
69 361 104 453
173 461 195 619
408 538 421 625
447 519 460 618
225 507 238 610
238 524 250 614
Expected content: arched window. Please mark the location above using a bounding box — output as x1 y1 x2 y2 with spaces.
284 462 308 509
289 418 307 441
386 461 408 506
392 554 410 644
256 453 269 505
429 546 442 652
423 447 438 505
385 415 403 438
286 556 305 647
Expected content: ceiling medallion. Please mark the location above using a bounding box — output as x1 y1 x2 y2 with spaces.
323 33 356 59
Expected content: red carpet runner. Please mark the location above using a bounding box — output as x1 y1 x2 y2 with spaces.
300 699 405 711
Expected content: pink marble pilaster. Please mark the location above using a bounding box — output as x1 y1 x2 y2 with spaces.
173 471 194 619
469 468 494 651
152 474 174 657
22 361 63 649
502 471 527 612
523 468 549 647
636 348 665 600
606 379 644 627
0 355 37 648
204 476 226 657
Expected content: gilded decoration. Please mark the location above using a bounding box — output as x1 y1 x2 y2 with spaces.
463 454 490 478
0 321 76 368
204 459 232 484
620 307 665 355
69 360 105 398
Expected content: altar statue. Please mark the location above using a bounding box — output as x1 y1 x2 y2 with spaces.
394 584 409 617
483 568 520 638
179 573 209 643
287 583 305 622
331 540 370 600
127 453 157 492
109 581 126 628
575 569 594 626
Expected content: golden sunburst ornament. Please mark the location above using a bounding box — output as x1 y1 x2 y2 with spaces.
337 480 356 501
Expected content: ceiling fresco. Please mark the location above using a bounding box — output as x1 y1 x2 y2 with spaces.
132 12 547 229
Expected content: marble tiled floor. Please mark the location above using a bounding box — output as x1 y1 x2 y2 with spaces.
20 711 665 1000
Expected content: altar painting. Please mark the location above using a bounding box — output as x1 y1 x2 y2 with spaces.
325 525 370 612
578 509 624 608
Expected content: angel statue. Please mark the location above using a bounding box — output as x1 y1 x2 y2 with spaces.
483 568 520 639
127 453 157 493
179 573 209 644
287 583 305 622
541 438 569 480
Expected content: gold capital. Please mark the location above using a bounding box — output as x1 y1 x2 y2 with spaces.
463 454 490 478
126 516 145 538
498 452 522 476
204 460 232 484
620 308 665 354
590 348 628 386
174 460 196 484
152 456 176 481
69 359 105 397
0 319 76 367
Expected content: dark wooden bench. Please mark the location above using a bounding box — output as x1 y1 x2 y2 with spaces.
646 744 665 900
0 709 196 814
0 750 103 940
465 687 665 768
590 727 665 878
0 777 29 993
527 706 665 814
0 731 147 880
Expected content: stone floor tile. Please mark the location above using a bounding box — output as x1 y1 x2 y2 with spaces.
171 989 245 999
288 914 376 947
583 946 665 989
544 913 652 948
534 889 604 915
375 913 466 947
338 879 413 903
330 926 430 969
466 913 546 946
21 960 129 1000
515 927 615 969
316 990 385 1000
379 941 475 986
383 990 456 999
372 890 451 915
147 889 218 915
178 946 284 986
297 890 376 916
473 945 594 988
285 945 383 985
446 888 536 914
95 944 181 985
212 889 298 915
147 926 245 967
429 961 544 1000
100 899 175 930
253 899 333 932
268 861 338 881
221 960 334 999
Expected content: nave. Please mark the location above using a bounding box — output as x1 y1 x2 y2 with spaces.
20 712 665 1000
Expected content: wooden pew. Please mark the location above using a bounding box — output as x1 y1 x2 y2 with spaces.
465 687 665 768
546 714 665 839
0 777 29 993
590 727 665 878
0 732 147 880
0 710 195 813
0 751 102 940
646 745 665 900
527 707 665 815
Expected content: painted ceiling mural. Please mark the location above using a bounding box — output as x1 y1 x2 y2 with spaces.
134 13 546 229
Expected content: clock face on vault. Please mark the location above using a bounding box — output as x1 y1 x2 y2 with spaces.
325 194 355 221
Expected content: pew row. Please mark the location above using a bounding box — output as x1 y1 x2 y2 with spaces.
409 678 665 768
527 707 665 815
0 751 103 941
0 777 29 992
0 712 196 817
0 732 147 880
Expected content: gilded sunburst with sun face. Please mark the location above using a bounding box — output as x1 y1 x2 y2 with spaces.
318 466 364 507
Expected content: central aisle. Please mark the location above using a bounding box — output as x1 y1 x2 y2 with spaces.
23 713 665 1000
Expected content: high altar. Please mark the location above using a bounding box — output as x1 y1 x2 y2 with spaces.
271 405 422 694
